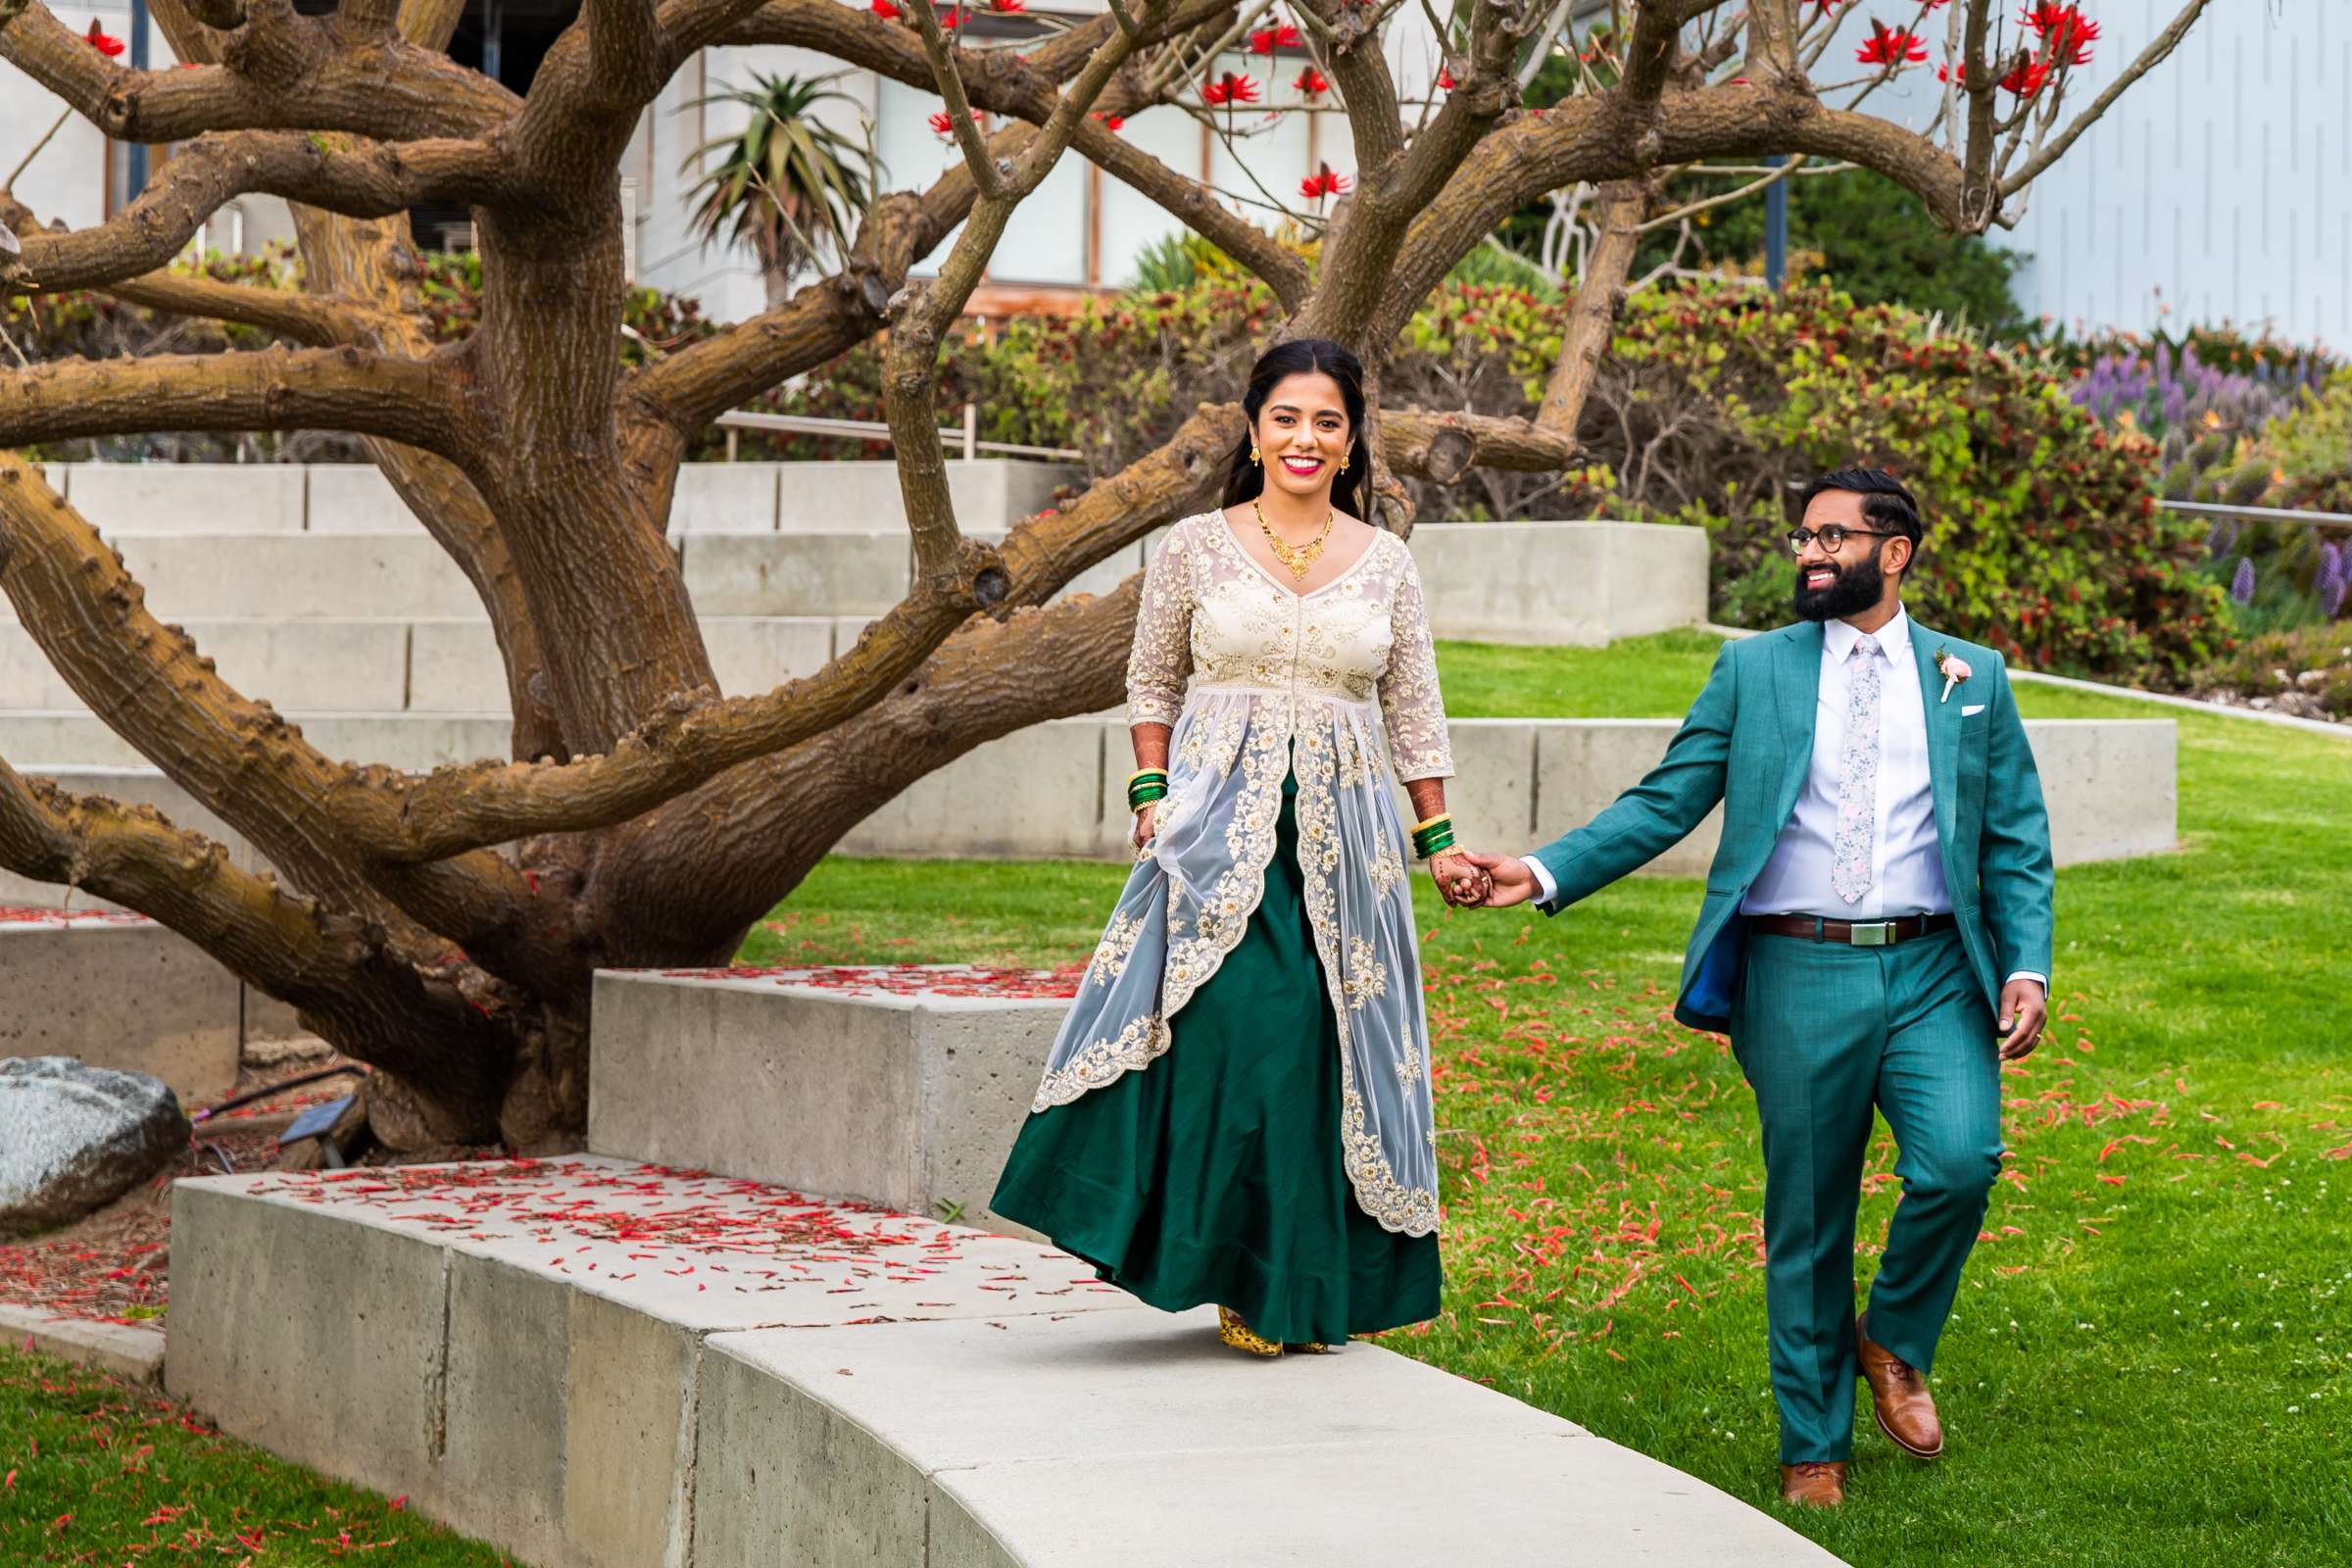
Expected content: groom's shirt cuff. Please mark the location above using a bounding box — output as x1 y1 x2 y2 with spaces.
2005 971 2048 991
1521 855 1558 908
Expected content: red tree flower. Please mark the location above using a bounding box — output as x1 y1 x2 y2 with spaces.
1092 110 1126 132
1292 66 1332 98
1856 22 1928 66
1436 67 1457 90
986 0 1025 13
869 0 900 18
1202 72 1259 106
85 19 126 56
1249 24 1303 54
2001 58 2050 96
2023 4 2100 66
1300 163 1351 202
928 107 984 138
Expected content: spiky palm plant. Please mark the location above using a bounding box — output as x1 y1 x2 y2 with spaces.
682 73 877 308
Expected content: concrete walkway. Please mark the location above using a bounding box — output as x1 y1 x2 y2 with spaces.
167 1156 1840 1567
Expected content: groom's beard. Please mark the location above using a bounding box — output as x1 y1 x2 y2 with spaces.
1793 545 1888 622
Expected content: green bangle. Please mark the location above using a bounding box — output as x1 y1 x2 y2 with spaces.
1127 780 1169 811
1414 828 1457 859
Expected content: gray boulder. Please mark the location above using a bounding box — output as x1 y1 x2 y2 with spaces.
0 1056 190 1236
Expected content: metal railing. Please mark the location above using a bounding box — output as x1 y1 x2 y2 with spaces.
713 405 1083 463
2159 499 2351 528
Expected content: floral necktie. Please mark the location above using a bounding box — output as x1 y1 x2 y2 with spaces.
1831 639 1884 906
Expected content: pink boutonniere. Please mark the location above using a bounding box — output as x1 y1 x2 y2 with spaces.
1935 647 1972 704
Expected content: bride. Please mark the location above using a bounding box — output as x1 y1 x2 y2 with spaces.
991 337 1487 1356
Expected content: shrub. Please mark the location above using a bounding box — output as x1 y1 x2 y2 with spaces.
963 271 2222 684
1585 283 2229 686
2069 341 2316 441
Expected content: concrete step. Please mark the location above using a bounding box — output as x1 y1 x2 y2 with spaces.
0 614 849 713
6 715 2178 869
24 520 1701 643
166 1155 1838 1567
32 528 1141 622
0 710 514 769
44 459 1084 536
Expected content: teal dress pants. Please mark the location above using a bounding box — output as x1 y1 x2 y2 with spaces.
1732 924 2003 1463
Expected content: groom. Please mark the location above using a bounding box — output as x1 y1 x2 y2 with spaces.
1468 469 2054 1507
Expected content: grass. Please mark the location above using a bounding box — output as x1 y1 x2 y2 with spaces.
755 635 2352 1568
0 1347 519 1566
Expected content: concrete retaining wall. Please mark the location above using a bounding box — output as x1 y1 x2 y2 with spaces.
166 1156 1838 1567
2 519 1701 667
588 970 1058 1236
836 715 2178 873
165 1159 1163 1568
0 915 245 1102
1 717 2177 870
1411 520 1710 645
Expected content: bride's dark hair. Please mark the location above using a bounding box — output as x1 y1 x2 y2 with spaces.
1219 337 1369 519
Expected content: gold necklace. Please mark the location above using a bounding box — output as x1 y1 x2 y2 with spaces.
1253 496 1333 582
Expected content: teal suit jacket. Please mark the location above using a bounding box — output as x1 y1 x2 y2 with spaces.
1530 618 2057 1035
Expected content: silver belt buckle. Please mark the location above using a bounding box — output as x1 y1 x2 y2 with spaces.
1849 920 1897 947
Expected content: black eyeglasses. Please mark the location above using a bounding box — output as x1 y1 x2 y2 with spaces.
1787 525 1901 556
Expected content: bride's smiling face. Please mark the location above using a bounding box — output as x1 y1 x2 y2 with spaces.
1252 370 1351 504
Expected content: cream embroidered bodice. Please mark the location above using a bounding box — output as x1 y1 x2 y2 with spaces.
1125 510 1455 781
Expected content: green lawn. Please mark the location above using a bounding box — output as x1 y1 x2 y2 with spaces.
0 1348 517 1566
758 634 2352 1567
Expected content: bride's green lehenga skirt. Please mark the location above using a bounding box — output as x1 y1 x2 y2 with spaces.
991 769 1442 1346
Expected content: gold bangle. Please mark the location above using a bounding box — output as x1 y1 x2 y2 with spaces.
1410 811 1452 834
1127 767 1169 786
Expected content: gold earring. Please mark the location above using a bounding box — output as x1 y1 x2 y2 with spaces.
1338 454 1349 473
1250 446 1261 466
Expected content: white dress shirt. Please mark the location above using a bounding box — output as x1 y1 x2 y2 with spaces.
1521 609 2043 992
1742 608 1945 919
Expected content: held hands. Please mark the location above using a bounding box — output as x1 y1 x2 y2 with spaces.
1428 849 1494 907
1996 978 2048 1060
1458 850 1539 908
1136 799 1514 913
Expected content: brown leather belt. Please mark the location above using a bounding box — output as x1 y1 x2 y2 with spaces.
1747 912 1958 948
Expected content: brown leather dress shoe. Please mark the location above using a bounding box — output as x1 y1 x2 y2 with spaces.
1856 1313 1945 1458
1779 1461 1846 1507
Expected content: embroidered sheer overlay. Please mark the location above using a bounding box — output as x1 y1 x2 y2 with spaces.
1027 510 1453 1237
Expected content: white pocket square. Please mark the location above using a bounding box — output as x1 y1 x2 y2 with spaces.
1961 704 1986 716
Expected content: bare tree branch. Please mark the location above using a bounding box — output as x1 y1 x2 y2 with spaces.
1997 0 2214 198
0 342 479 455
1383 406 1584 480
98 270 401 346
628 178 980 433
0 0 514 143
1535 175 1645 437
2 131 508 295
0 456 542 978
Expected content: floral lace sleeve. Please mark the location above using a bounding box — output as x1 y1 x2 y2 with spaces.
1378 545 1454 781
1125 518 1195 725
